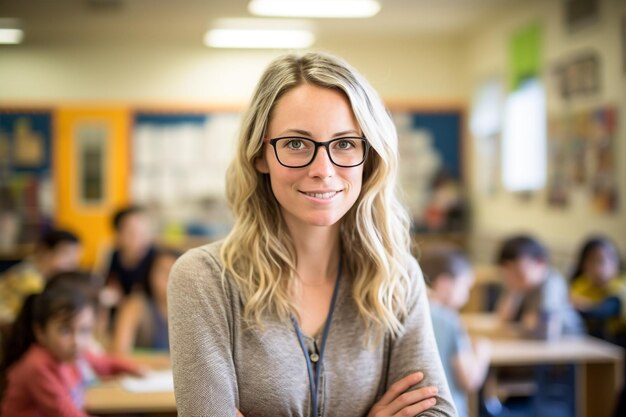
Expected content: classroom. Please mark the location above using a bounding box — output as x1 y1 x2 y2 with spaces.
0 0 625 416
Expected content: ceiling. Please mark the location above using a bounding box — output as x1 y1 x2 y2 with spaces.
0 0 520 44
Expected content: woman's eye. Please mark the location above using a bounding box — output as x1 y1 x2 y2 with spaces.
336 140 355 149
286 139 305 150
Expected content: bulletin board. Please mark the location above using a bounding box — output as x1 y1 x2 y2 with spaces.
391 108 464 224
131 110 241 206
409 111 462 179
0 110 52 176
130 109 242 243
0 109 53 245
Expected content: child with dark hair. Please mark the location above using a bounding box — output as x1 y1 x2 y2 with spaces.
496 235 584 338
0 228 82 324
0 271 143 417
423 246 491 417
102 205 156 302
111 248 180 355
569 236 626 342
494 236 586 417
568 236 626 417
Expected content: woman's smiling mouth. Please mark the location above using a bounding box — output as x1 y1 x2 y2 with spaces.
301 190 341 199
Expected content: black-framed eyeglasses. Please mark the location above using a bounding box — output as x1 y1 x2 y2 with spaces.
266 136 370 168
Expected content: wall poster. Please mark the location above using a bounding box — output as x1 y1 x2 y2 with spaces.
547 106 618 213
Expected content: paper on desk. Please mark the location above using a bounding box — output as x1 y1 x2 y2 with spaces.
120 369 174 393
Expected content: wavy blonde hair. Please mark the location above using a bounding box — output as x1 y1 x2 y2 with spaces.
220 52 413 341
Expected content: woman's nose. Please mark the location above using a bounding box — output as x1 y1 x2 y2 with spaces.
308 146 336 178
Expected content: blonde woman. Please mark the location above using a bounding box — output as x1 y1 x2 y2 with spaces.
168 52 455 417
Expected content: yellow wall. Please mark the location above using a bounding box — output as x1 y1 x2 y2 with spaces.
54 107 130 268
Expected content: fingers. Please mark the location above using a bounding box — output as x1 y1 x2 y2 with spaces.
391 396 437 417
376 372 425 406
387 386 438 416
235 408 245 417
368 372 439 417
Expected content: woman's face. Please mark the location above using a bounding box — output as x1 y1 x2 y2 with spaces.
584 245 619 286
35 306 95 362
256 84 364 232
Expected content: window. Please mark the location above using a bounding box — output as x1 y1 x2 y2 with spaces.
501 79 547 192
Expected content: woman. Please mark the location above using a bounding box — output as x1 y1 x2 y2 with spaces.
168 52 455 417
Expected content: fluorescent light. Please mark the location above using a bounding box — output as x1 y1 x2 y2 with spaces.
248 0 381 18
204 18 315 49
0 28 23 44
0 18 23 44
205 28 314 49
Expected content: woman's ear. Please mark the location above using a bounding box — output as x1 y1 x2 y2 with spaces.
255 155 269 174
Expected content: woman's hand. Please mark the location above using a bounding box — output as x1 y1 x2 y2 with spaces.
236 408 245 417
367 371 438 417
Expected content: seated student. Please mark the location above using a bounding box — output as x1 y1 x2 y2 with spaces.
0 228 82 324
0 271 144 417
569 236 626 343
496 235 584 338
111 248 180 355
494 236 586 417
101 205 156 307
422 246 491 417
569 236 626 417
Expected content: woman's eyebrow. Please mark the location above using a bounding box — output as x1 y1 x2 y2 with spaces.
332 129 361 138
275 129 361 138
276 129 313 137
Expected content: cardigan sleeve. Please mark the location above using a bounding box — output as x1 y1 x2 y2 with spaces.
167 245 239 417
386 258 458 417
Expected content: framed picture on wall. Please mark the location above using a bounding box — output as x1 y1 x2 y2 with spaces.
552 51 601 99
564 0 600 32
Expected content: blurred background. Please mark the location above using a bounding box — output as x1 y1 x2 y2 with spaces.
0 0 624 272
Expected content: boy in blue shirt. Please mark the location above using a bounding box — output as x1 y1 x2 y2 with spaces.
423 246 491 417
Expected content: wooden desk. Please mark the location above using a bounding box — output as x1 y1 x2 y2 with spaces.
462 313 624 417
85 354 176 416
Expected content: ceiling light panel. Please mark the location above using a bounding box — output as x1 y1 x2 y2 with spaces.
204 18 315 49
205 28 314 49
248 0 381 18
0 18 23 44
